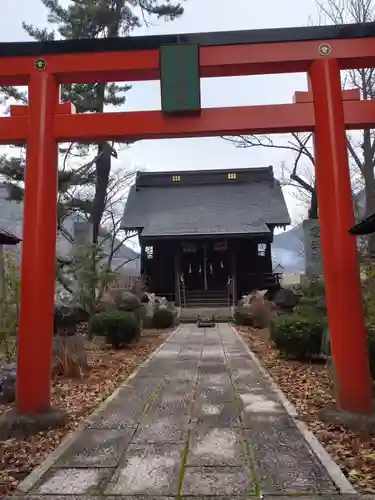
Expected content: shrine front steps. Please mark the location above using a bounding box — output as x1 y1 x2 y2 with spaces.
185 289 229 308
179 306 233 323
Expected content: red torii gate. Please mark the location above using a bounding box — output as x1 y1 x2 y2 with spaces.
1 23 375 415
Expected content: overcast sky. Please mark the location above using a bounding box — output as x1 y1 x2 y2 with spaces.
0 0 323 224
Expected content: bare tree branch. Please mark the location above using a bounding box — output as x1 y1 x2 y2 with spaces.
223 0 375 236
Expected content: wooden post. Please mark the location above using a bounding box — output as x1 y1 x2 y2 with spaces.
140 245 146 276
231 249 237 306
309 58 372 413
16 70 59 415
174 249 181 307
203 244 208 291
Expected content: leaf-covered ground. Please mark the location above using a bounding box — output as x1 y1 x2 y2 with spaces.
236 325 375 494
0 329 169 496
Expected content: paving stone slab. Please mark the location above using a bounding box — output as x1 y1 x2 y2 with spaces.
104 443 183 496
153 351 185 361
198 363 228 374
229 366 263 378
187 426 247 466
231 375 273 391
202 344 224 351
174 359 200 367
197 372 232 388
147 397 193 419
174 357 200 365
178 351 202 358
191 401 240 427
179 345 203 352
232 381 274 397
152 388 194 405
237 391 285 422
240 412 295 430
86 409 143 429
227 360 257 371
198 357 226 366
226 358 250 365
154 346 182 354
225 348 247 354
134 366 165 377
118 381 161 401
245 425 337 494
54 428 134 468
132 415 189 443
181 466 254 496
159 341 184 348
201 353 225 361
165 374 197 385
195 385 236 405
32 468 112 495
162 382 196 400
198 386 236 405
86 390 150 429
165 367 198 381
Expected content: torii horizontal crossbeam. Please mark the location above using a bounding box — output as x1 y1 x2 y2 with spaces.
1 99 375 144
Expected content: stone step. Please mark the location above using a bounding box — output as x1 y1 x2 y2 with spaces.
180 307 233 323
187 289 227 296
186 297 229 305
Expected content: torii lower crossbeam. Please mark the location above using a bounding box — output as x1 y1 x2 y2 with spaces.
3 99 375 143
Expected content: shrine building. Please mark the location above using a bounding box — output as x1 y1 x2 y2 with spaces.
121 167 290 307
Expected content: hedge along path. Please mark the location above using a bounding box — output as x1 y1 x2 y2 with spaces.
14 323 354 499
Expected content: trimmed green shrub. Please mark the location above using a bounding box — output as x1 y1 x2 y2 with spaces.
301 278 325 298
88 310 140 348
142 315 155 329
270 314 327 360
233 307 255 326
298 296 319 307
293 303 319 318
152 307 174 329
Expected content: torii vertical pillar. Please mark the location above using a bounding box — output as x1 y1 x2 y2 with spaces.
16 70 59 414
309 58 372 413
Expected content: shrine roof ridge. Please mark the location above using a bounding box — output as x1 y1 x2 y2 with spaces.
0 22 375 58
135 166 275 187
122 165 290 238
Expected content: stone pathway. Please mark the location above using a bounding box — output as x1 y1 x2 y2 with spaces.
16 324 357 499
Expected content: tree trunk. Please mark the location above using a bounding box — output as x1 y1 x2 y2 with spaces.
87 84 112 308
308 184 318 219
363 130 375 258
89 84 111 245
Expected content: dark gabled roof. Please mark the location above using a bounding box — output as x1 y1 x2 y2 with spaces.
121 167 291 239
348 212 375 235
0 227 20 245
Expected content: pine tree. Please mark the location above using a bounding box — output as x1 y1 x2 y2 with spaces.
0 0 185 243
0 0 184 305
